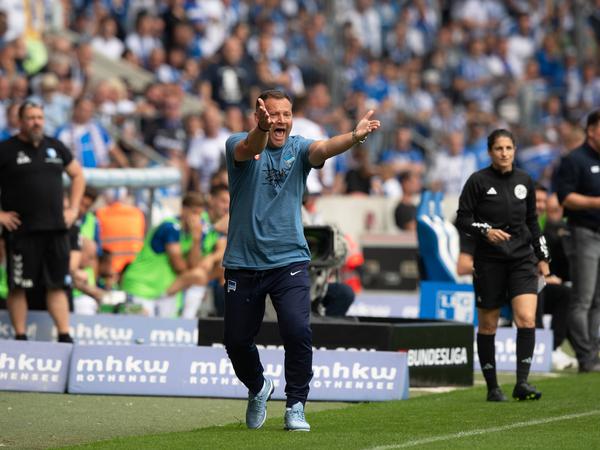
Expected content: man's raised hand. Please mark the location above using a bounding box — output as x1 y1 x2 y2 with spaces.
256 98 273 131
354 110 381 142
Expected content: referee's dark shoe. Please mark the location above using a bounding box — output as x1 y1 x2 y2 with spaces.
512 382 542 401
487 387 508 402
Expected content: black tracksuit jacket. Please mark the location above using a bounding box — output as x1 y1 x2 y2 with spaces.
456 165 549 262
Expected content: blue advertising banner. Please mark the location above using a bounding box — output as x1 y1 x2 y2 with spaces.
68 314 198 346
419 281 477 325
473 328 553 373
68 345 409 402
0 311 54 341
348 292 420 318
0 341 72 393
0 311 198 346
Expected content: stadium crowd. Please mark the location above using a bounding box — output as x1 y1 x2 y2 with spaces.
0 1 598 194
0 0 599 339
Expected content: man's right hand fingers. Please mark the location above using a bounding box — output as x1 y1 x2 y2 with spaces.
257 98 270 117
0 212 20 230
4 220 19 231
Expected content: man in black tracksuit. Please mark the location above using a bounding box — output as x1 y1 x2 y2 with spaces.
456 128 550 402
554 109 600 373
0 101 85 342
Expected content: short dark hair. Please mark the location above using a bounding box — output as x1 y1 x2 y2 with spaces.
73 95 92 109
182 191 205 208
292 95 308 114
18 100 43 119
255 89 292 111
487 128 515 150
586 110 600 130
399 171 415 184
209 184 229 197
84 186 100 201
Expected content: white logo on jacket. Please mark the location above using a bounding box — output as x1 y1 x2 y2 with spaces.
486 187 497 195
16 151 31 165
45 147 62 164
514 184 527 200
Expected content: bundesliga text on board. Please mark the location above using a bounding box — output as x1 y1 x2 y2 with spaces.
407 346 469 368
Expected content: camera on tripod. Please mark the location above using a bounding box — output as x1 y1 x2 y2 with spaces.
304 225 346 269
303 225 348 311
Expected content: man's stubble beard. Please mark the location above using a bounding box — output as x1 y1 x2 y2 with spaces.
28 129 44 146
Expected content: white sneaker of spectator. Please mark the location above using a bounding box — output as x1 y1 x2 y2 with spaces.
552 347 578 371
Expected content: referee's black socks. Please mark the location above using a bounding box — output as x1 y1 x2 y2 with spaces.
516 327 535 384
477 333 498 390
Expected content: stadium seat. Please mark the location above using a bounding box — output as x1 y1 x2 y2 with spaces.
416 190 460 282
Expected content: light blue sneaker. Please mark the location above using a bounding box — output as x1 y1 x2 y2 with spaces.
246 377 274 429
284 402 310 431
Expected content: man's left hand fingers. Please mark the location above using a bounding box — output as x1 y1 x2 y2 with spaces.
362 110 375 121
367 121 380 132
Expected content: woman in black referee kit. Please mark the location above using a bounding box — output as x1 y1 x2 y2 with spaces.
456 129 550 402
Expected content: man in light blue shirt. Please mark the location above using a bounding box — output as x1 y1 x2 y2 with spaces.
223 89 380 431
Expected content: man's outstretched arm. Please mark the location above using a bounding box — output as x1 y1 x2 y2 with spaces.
308 110 380 167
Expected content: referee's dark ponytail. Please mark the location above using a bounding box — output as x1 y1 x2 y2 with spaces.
487 129 515 150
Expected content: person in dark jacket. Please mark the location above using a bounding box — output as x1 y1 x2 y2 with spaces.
554 109 600 373
456 129 550 402
0 101 85 342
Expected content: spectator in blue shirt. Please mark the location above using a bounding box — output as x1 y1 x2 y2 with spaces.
56 97 128 168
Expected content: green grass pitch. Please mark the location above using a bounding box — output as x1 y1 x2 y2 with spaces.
1 373 600 449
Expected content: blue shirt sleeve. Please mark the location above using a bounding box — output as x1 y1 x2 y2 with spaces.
150 221 181 254
295 135 316 168
225 132 249 168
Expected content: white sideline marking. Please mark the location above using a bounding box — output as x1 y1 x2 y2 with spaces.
368 410 600 449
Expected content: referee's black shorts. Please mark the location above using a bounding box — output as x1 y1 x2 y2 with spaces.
473 256 538 310
5 230 70 291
